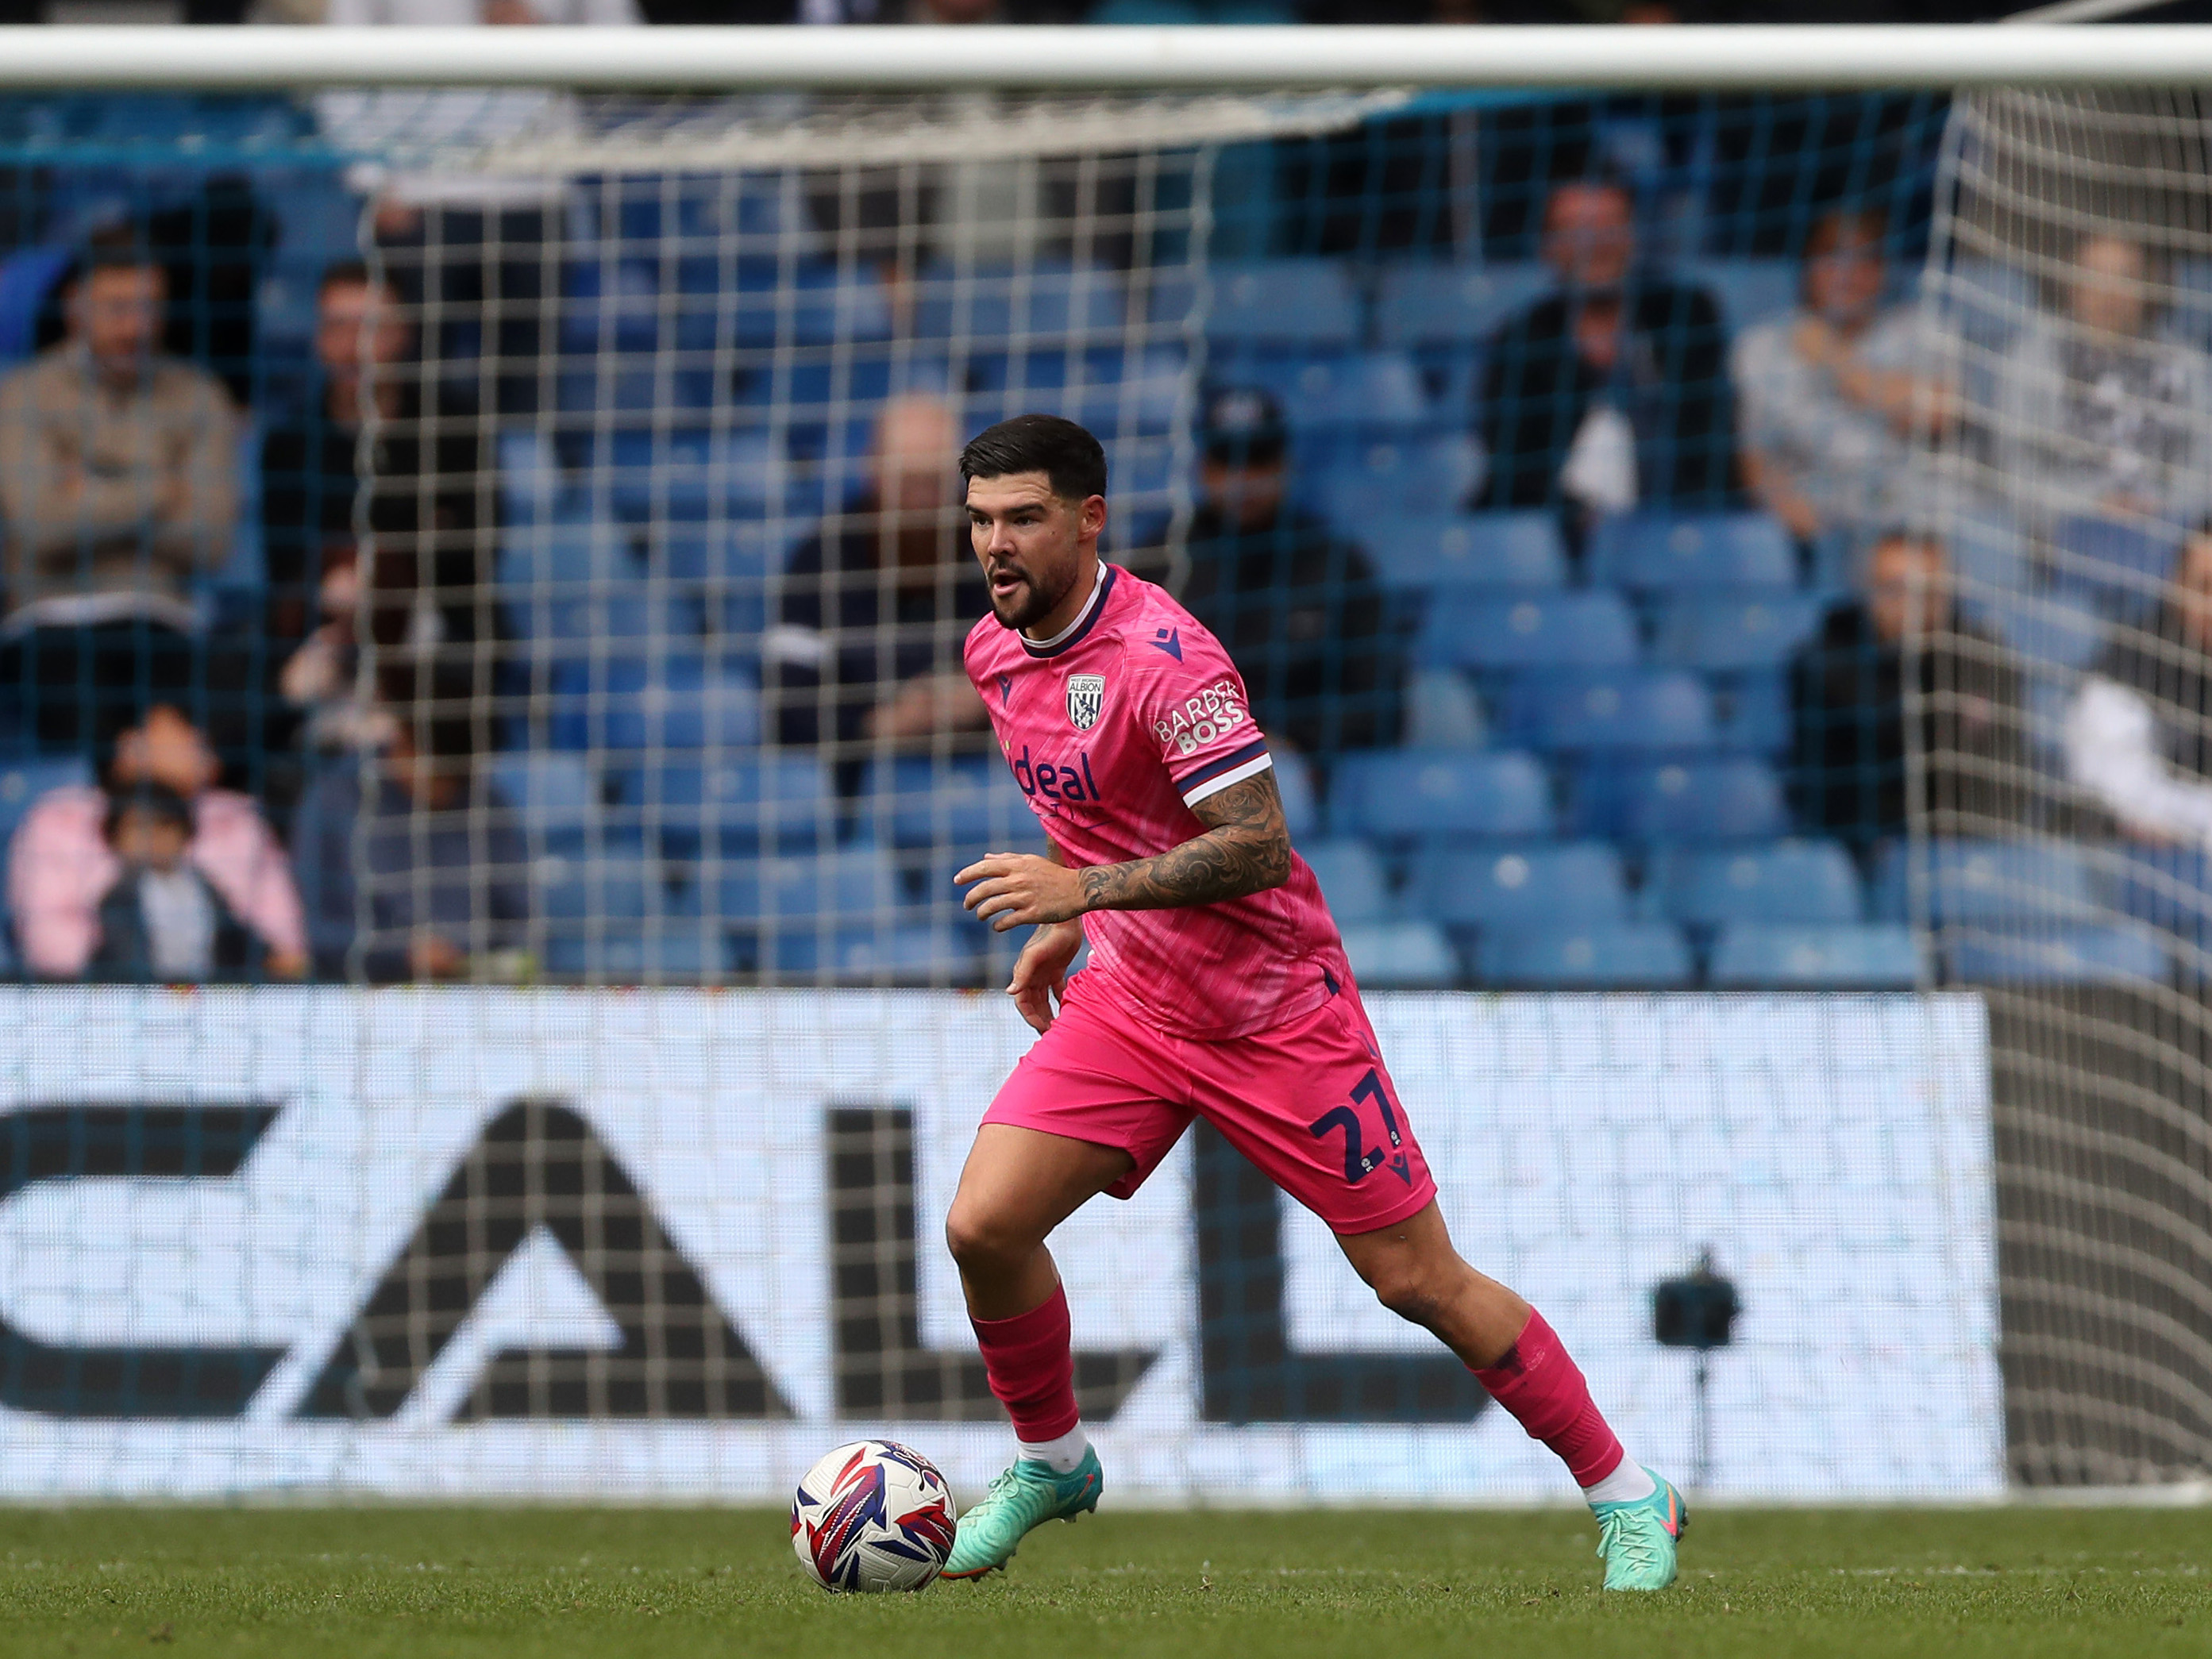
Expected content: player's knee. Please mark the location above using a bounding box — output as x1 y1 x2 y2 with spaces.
1365 1257 1455 1330
943 1197 1028 1278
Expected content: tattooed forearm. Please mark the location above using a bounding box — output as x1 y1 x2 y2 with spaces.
1077 772 1291 912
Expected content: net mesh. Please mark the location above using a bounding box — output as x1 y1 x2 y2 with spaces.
1918 86 2212 1486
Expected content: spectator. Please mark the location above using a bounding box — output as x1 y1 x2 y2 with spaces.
1994 232 2212 535
260 260 484 756
1788 531 2022 845
765 395 991 784
7 703 305 982
89 784 283 983
316 0 639 418
2065 524 2212 849
1733 208 1952 545
0 227 240 753
1478 175 1738 518
1178 386 1401 759
290 668 529 983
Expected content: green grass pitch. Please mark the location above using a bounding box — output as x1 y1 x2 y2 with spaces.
0 1505 2202 1657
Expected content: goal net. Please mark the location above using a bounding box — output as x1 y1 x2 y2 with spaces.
1919 84 2212 1487
0 33 2159 1502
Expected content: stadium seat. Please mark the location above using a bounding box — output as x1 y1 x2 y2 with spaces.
1368 512 1568 599
719 847 904 932
1678 260 1799 337
1373 263 1553 348
1981 588 2109 673
1474 922 1694 988
864 755 1039 853
1176 260 1362 350
1337 921 1461 989
548 655 759 753
535 853 658 923
1587 511 1798 592
1578 759 1788 844
2046 514 2182 620
1707 923 1921 988
1312 433 1486 525
544 926 729 983
780 925 985 983
488 753 609 859
1419 591 1640 673
612 754 834 859
1649 840 1863 928
2110 844 2212 959
503 579 708 663
730 260 894 349
1944 926 2168 986
1328 749 1552 842
1402 667 1488 750
911 261 1127 348
1651 592 1826 673
1870 839 2104 926
1409 841 1629 930
647 521 791 642
498 512 640 591
1271 748 1321 841
1501 668 1717 754
1711 669 1792 753
561 256 663 356
1239 352 1430 436
1299 839 1391 925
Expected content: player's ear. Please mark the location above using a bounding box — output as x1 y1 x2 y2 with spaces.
1078 493 1108 542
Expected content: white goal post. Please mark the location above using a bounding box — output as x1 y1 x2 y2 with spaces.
0 24 2210 94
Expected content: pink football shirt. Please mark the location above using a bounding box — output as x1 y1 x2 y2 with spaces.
965 562 1351 1041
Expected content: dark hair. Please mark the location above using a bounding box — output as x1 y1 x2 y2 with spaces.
1799 208 1889 306
75 222 160 283
959 414 1108 502
102 782 194 848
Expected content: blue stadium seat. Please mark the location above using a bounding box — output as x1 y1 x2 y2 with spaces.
536 854 657 924
1419 591 1640 672
548 654 757 753
783 925 985 982
1501 668 1717 754
1587 511 1798 592
488 753 608 859
2111 844 2212 959
1177 260 1362 351
1578 759 1787 844
1337 922 1461 989
1239 352 1429 435
1651 592 1825 672
2046 514 2182 620
1474 922 1694 988
561 257 663 356
1299 839 1391 925
1272 749 1320 841
544 926 729 983
719 847 904 931
1650 840 1863 928
1369 512 1567 599
503 579 707 663
1711 669 1791 753
1409 841 1629 930
1328 749 1552 842
912 261 1127 347
865 755 1039 853
1678 260 1799 337
730 261 894 349
1312 433 1485 525
1944 926 2167 986
1707 923 1921 988
1870 839 2103 926
615 754 835 859
647 521 790 642
498 512 640 590
604 429 786 523
1982 589 2109 673
1373 263 1553 348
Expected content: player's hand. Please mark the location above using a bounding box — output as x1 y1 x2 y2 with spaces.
955 852 1087 931
1007 919 1083 1034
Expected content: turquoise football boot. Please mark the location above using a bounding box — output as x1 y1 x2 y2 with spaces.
941 1448 1104 1580
1590 1467 1687 1592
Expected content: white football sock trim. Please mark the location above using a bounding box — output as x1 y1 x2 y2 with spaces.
1581 1456 1656 1505
1016 1426 1092 1475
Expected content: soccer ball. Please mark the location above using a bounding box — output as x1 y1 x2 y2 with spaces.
791 1440 960 1592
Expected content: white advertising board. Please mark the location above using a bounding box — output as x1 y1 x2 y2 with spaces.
0 988 1999 1501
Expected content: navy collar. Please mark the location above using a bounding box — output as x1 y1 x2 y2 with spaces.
1020 564 1116 660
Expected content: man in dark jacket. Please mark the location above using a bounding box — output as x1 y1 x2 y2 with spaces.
1478 176 1739 515
1789 531 2024 845
1179 386 1401 761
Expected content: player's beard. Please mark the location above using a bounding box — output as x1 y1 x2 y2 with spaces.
986 555 1079 632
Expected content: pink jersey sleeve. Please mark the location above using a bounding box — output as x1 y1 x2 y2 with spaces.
1126 626 1274 810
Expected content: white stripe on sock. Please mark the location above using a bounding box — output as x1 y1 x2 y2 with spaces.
1015 1426 1091 1475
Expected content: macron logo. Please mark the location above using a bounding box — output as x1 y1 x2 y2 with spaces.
1150 627 1183 661
996 674 1012 706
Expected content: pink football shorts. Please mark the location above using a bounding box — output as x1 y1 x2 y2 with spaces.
981 970 1437 1236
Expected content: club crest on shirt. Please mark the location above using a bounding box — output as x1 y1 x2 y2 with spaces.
1065 673 1106 731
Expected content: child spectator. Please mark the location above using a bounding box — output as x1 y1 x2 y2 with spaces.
88 783 285 983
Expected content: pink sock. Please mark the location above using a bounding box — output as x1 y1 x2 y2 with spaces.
970 1281 1081 1442
1470 1308 1627 1487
